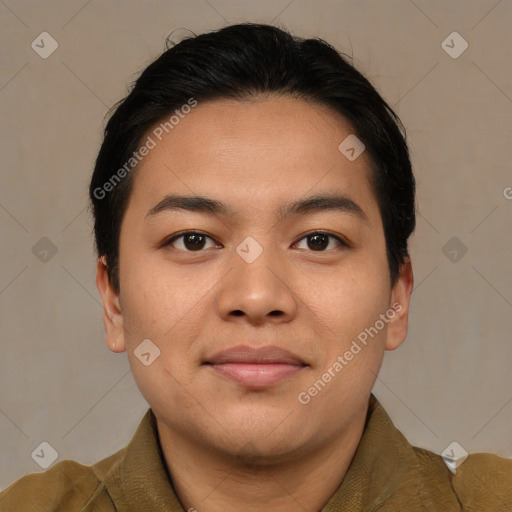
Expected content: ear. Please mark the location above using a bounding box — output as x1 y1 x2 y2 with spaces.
96 257 126 353
385 257 414 351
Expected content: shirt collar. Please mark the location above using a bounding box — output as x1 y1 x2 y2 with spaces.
96 393 426 511
321 393 425 511
99 408 185 511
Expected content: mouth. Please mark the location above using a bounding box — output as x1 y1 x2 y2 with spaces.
203 345 308 389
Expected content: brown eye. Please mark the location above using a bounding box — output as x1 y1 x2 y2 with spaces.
295 232 347 252
164 231 218 252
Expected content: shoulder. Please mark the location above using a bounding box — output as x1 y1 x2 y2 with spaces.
0 452 123 512
411 445 512 509
451 452 512 509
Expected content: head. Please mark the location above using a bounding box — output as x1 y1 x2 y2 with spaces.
90 23 415 462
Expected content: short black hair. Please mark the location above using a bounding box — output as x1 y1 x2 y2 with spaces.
89 22 416 293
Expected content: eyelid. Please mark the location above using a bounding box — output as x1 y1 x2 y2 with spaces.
161 230 219 249
293 230 350 249
161 229 350 252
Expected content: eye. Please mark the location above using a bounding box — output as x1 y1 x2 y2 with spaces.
161 230 349 253
162 231 220 252
294 231 348 252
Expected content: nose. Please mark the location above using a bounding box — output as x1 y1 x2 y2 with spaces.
215 239 298 326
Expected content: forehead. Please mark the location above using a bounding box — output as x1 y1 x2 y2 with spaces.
125 96 380 225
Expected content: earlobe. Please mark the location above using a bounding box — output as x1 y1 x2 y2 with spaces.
96 257 127 353
385 258 414 351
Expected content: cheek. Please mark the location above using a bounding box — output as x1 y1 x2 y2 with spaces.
311 256 391 349
118 259 177 352
304 273 390 409
119 263 201 410
322 255 388 306
119 253 215 354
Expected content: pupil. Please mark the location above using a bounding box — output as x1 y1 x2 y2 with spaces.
185 234 205 250
308 234 328 251
182 234 329 251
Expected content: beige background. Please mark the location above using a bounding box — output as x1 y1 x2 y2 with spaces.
1 0 511 491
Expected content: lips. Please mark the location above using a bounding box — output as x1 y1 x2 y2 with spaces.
204 345 308 388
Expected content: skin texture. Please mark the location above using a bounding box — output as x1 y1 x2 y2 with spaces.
96 95 414 512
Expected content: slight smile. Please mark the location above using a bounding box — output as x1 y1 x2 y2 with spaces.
204 345 309 389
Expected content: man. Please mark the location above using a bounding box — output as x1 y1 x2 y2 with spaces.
1 22 510 512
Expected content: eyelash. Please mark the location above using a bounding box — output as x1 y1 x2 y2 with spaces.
161 230 349 253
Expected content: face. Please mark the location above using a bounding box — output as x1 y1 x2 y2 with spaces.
97 95 413 463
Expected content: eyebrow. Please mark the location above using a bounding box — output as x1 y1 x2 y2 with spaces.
145 193 369 223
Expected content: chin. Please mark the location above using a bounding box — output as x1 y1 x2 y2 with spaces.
220 432 307 467
210 411 311 463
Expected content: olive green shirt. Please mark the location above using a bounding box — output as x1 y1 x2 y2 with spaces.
1 393 511 511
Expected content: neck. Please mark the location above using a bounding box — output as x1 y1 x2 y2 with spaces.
157 406 368 512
